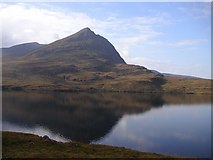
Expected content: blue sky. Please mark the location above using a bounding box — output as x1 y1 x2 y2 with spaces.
0 2 211 78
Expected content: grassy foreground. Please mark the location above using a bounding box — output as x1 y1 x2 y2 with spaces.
2 131 173 158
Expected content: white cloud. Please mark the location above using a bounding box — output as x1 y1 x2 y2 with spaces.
0 2 168 67
127 56 211 79
127 56 172 71
1 3 210 79
114 31 162 59
146 39 207 47
178 3 211 19
170 40 200 47
170 39 207 47
0 3 97 47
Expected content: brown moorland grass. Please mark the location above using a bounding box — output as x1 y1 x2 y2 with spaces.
2 131 176 158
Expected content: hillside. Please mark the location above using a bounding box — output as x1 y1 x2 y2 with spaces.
2 28 212 94
2 42 44 59
2 131 173 158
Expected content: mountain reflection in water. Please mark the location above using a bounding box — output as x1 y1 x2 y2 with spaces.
3 92 165 142
2 91 211 157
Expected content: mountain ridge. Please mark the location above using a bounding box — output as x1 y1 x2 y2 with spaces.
2 42 44 56
2 28 212 94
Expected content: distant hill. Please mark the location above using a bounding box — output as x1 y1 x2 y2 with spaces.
2 28 212 94
2 42 44 56
150 70 198 79
163 73 197 79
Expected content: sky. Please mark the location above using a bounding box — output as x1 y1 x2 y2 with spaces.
0 2 211 79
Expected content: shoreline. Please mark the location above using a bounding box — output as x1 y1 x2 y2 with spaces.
1 86 211 95
2 131 176 158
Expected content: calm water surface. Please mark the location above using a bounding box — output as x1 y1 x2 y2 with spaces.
2 91 211 158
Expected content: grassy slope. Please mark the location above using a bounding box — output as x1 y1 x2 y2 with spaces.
162 76 212 94
2 29 212 94
3 54 212 94
2 69 212 94
2 131 172 158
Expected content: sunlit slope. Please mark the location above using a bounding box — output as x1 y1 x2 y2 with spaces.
2 28 211 94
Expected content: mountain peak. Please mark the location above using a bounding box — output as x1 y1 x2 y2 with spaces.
74 27 96 38
80 27 92 32
26 28 126 65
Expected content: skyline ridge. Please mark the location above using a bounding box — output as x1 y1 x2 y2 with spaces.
2 27 210 80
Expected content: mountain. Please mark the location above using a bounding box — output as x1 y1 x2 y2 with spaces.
150 70 197 78
25 28 125 68
163 73 197 78
2 42 44 57
2 28 212 94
